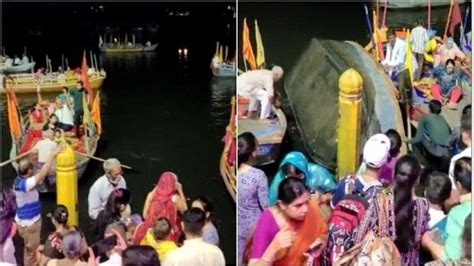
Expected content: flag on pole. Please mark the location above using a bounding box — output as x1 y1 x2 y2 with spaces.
405 30 414 84
81 51 93 104
255 20 266 68
82 93 93 129
242 18 257 70
91 91 102 135
6 91 22 141
449 0 462 36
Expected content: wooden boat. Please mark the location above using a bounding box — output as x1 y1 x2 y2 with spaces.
100 43 158 53
219 97 236 201
284 38 406 172
1 62 36 74
211 62 236 78
8 99 101 193
238 98 287 166
0 71 105 94
386 0 463 9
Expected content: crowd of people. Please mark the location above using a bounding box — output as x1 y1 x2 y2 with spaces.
1 156 227 265
237 102 471 265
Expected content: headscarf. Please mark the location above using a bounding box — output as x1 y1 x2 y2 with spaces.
269 152 336 206
133 172 179 244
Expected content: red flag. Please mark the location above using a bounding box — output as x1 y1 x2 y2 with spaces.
449 1 462 36
81 52 93 103
242 18 257 70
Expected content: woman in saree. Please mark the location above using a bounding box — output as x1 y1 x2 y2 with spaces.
268 151 336 206
133 172 188 244
248 178 328 266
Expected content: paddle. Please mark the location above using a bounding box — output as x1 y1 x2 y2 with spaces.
73 151 133 170
0 149 35 168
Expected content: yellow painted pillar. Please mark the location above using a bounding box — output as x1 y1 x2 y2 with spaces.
56 142 78 226
337 68 363 180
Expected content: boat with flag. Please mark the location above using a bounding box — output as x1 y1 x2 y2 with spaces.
219 96 236 201
238 18 287 165
210 42 236 78
1 72 105 94
99 34 158 53
5 54 103 193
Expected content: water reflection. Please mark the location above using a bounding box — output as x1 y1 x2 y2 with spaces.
209 77 235 127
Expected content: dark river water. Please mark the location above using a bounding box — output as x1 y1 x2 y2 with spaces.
1 3 236 264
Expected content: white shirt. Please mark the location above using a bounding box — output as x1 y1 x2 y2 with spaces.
411 26 429 54
163 238 225 266
99 252 122 266
14 177 40 227
428 207 446 229
448 146 471 189
33 139 57 163
382 38 407 67
88 175 126 220
54 106 74 126
237 69 274 98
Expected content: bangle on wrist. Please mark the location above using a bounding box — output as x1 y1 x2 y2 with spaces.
261 256 274 263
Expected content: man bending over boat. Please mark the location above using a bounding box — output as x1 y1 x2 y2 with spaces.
237 65 284 120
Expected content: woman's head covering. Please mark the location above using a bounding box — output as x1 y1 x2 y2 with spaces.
269 152 310 206
133 172 179 244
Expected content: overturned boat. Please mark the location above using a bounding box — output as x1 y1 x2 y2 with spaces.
284 38 405 172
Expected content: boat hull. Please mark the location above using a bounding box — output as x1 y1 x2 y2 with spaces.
101 43 158 53
284 38 405 172
211 63 236 78
1 75 105 94
1 62 36 74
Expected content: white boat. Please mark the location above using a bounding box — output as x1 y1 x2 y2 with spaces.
1 62 36 74
211 62 236 78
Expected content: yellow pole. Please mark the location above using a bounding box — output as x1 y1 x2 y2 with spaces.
56 142 78 226
215 41 219 56
337 68 363 179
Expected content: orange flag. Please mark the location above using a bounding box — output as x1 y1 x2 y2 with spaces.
242 18 257 70
81 52 93 104
6 91 22 141
91 91 102 135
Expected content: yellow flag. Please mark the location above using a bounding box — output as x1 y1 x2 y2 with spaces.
405 30 414 84
219 45 223 63
255 20 265 68
91 91 102 135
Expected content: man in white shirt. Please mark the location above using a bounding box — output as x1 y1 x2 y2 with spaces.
54 102 74 132
13 145 63 265
447 113 471 209
32 130 58 188
410 19 429 80
382 30 418 78
88 158 127 221
237 66 283 120
163 208 225 266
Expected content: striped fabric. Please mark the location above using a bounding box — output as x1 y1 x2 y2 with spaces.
13 177 41 225
411 26 429 54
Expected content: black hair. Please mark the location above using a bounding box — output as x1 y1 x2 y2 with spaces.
445 59 456 67
462 104 471 116
461 112 471 135
429 100 442 114
394 155 421 253
277 177 309 205
62 86 69 92
183 208 206 236
122 245 160 266
77 80 84 86
388 29 396 37
52 204 69 225
153 217 171 240
425 171 452 205
238 132 257 166
464 214 471 261
1 189 16 244
193 196 214 221
100 188 131 236
454 157 471 192
416 19 423 26
282 163 304 179
385 129 402 158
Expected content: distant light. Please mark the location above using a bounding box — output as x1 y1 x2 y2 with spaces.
178 49 182 54
183 48 188 55
114 38 117 43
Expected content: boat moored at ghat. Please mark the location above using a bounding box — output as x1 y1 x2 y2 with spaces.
1 71 106 94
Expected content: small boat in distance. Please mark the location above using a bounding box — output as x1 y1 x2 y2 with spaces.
210 42 236 78
1 62 36 74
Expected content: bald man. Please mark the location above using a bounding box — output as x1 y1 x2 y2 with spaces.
237 66 284 120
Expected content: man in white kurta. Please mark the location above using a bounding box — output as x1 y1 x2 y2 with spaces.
237 66 283 119
381 31 418 77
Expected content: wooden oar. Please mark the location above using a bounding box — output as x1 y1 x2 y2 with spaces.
0 149 35 168
74 151 132 170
